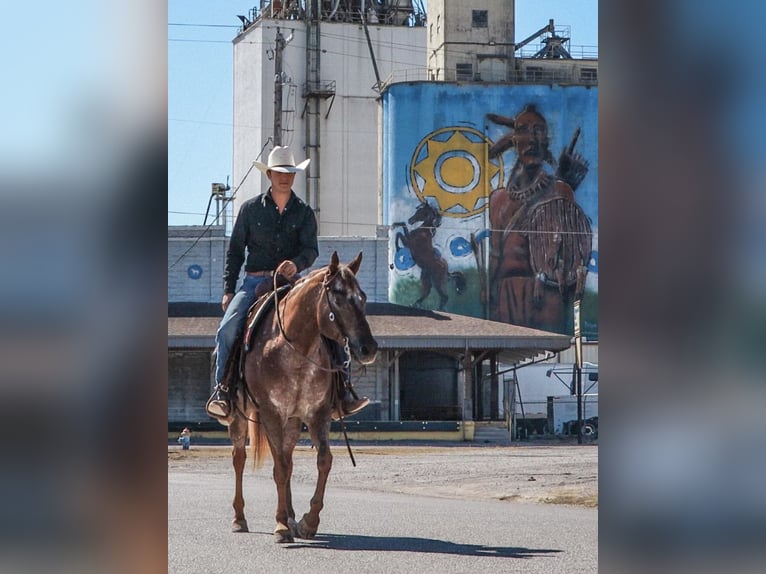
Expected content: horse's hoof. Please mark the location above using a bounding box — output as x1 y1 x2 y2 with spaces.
274 529 294 544
231 519 249 533
297 518 317 539
287 517 299 537
274 522 294 543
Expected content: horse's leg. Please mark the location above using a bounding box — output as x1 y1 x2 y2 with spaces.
433 260 450 310
281 418 303 539
414 271 432 307
228 415 249 533
263 423 295 544
297 422 332 539
434 276 449 310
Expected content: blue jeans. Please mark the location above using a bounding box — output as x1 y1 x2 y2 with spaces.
214 275 269 385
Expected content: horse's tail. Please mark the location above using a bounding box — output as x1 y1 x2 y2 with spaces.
449 271 467 294
248 411 269 470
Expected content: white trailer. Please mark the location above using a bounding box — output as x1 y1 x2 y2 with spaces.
507 362 598 437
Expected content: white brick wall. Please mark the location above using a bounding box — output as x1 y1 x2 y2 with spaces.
168 226 227 303
314 236 389 302
168 226 389 304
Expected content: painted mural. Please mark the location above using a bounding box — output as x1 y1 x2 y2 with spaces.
382 83 598 338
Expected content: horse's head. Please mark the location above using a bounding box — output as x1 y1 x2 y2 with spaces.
319 251 378 365
407 201 441 229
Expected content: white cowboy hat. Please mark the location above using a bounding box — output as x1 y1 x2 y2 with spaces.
253 146 311 174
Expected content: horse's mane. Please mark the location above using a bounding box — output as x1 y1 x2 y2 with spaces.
302 266 326 280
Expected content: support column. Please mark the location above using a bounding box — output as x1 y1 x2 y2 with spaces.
461 348 473 421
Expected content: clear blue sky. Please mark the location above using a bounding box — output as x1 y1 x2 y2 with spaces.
168 0 598 226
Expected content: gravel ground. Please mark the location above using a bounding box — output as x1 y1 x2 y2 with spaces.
168 440 598 508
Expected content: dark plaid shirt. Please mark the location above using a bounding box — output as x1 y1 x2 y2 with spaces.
223 190 318 293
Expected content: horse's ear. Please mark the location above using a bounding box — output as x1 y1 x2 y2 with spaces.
328 251 340 275
348 251 363 275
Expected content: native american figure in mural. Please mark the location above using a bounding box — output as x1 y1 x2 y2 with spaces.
487 104 592 335
392 200 466 311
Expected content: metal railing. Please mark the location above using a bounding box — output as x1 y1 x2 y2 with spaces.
380 64 598 91
302 79 337 98
517 43 598 59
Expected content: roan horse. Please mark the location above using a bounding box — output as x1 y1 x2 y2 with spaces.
221 251 378 542
392 200 466 310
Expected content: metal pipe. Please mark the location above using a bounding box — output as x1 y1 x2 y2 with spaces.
328 0 341 20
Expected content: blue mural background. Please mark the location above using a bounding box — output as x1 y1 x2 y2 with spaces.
382 82 598 338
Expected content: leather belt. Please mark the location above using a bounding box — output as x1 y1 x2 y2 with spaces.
246 270 274 277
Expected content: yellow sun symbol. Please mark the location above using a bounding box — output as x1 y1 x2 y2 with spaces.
411 127 503 218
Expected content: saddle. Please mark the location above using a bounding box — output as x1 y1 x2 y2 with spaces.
243 283 292 353
223 282 293 405
241 284 349 377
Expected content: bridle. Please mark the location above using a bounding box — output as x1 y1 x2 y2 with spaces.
273 269 350 374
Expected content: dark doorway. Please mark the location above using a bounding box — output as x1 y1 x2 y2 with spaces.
400 351 459 420
168 349 213 424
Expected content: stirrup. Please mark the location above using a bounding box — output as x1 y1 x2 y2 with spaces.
206 384 231 419
332 394 370 421
343 396 370 417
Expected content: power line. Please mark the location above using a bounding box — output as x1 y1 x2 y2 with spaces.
168 137 273 270
169 210 208 216
169 38 232 44
169 118 233 126
169 22 240 28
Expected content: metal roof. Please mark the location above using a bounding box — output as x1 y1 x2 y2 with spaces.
168 302 571 363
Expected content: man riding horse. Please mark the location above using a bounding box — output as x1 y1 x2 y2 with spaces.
206 146 368 421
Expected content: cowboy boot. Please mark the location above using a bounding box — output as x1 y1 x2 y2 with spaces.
331 382 370 420
340 389 370 418
205 384 231 419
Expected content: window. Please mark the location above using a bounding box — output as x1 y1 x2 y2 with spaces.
581 67 598 83
456 63 473 81
472 10 488 28
525 66 543 82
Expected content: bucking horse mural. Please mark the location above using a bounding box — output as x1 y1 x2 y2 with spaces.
392 200 466 311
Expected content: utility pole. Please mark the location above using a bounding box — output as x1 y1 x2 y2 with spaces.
574 299 583 444
273 27 285 146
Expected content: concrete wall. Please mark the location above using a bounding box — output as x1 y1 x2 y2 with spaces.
168 226 387 303
427 0 515 82
314 234 389 302
514 58 598 85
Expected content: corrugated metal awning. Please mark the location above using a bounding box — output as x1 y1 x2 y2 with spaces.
168 302 570 363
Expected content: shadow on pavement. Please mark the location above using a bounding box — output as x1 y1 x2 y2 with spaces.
283 532 562 558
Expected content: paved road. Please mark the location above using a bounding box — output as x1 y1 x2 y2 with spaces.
169 468 597 573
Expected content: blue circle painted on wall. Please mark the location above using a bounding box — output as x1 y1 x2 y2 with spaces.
394 248 415 271
588 251 598 273
449 236 472 257
187 264 203 280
